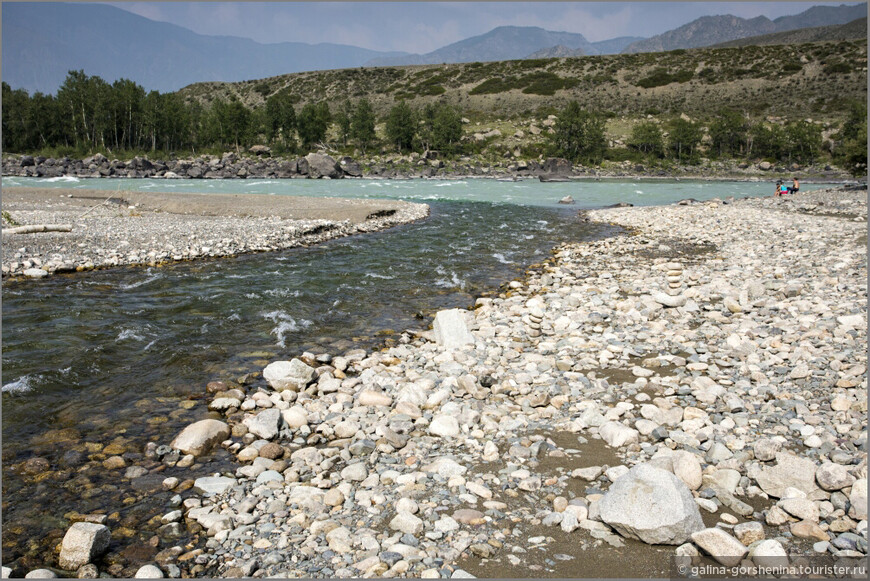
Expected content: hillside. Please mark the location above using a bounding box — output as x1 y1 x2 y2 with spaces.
177 39 868 126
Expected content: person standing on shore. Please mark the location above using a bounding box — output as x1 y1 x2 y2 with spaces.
787 177 800 195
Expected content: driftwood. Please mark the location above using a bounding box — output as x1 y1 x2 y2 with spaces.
2 224 73 235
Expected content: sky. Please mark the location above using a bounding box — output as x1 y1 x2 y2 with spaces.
108 1 866 52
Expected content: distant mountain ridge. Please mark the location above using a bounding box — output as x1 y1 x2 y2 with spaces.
622 2 866 52
710 17 867 48
364 26 599 67
1 2 407 94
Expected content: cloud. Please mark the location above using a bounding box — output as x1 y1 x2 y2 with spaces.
107 1 865 53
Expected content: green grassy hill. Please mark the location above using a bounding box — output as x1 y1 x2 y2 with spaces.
177 39 867 128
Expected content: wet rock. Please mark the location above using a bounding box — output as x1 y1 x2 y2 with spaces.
170 419 230 457
58 522 111 570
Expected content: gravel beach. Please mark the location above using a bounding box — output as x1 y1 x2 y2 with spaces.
1 187 430 278
7 186 867 578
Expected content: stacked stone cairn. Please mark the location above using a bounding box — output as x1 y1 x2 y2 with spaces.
665 261 684 296
526 305 544 339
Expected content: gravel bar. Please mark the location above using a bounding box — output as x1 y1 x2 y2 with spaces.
1 187 430 278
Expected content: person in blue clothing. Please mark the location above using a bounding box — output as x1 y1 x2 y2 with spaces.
775 180 789 196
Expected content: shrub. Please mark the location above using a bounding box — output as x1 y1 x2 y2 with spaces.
469 77 520 95
635 67 693 88
824 62 852 74
521 72 577 96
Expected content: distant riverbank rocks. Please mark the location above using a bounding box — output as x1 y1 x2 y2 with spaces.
3 152 359 180
2 152 853 181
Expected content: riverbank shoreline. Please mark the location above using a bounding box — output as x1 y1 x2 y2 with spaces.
2 151 856 183
1 187 430 279
134 185 865 578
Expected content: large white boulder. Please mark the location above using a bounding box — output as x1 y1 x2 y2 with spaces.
599 463 704 545
263 359 316 391
170 419 230 456
58 522 111 570
433 309 475 349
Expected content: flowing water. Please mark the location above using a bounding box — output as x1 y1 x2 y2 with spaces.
0 177 837 573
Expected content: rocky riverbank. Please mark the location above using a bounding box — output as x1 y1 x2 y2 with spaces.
7 187 867 579
0 188 429 279
2 151 853 182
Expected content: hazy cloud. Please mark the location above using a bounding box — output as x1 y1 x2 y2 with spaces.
109 2 865 52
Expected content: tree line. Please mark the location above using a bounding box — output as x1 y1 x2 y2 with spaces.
2 70 865 175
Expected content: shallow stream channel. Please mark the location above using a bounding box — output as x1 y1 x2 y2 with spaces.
0 177 837 575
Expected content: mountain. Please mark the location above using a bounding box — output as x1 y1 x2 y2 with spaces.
1 2 406 94
622 15 778 53
711 17 867 48
772 3 867 30
623 3 866 53
364 26 598 66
